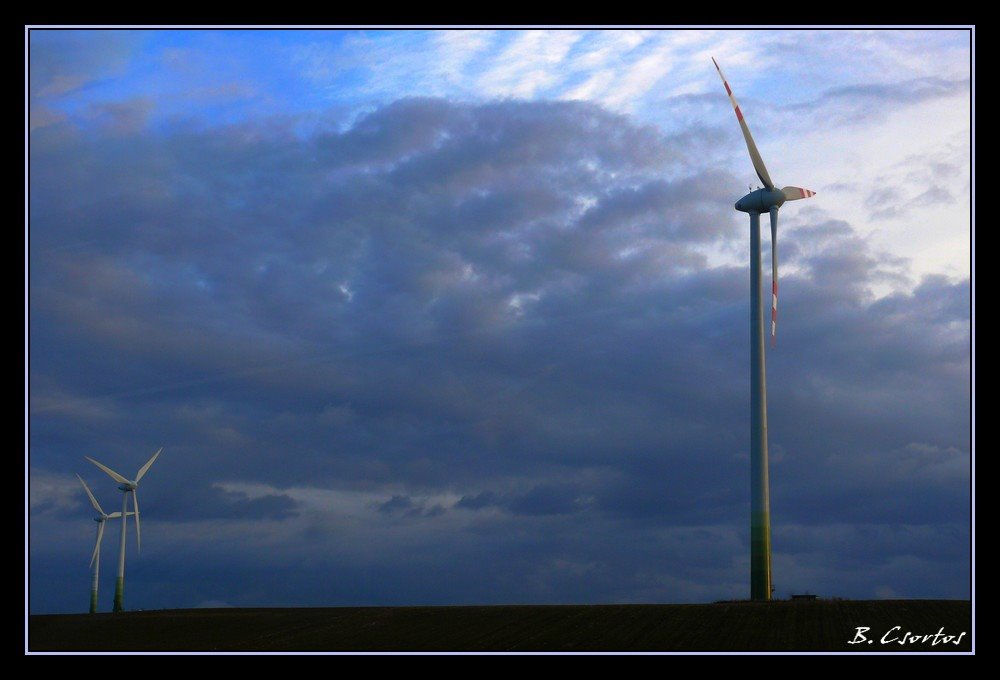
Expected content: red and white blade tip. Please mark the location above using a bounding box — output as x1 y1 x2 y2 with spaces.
782 186 816 201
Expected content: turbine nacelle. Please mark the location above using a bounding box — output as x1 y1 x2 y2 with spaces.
736 187 786 214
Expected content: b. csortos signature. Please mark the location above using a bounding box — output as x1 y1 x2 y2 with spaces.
849 626 967 646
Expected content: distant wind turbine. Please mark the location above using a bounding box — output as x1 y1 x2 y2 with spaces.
712 58 817 601
76 475 133 614
85 448 162 612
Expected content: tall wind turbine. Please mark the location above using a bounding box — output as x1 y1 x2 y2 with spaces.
712 58 816 601
85 447 162 612
76 475 132 614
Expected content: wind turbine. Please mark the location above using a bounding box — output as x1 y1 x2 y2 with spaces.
76 475 133 614
711 58 816 601
85 447 162 612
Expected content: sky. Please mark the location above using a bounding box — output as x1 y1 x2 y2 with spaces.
27 28 972 615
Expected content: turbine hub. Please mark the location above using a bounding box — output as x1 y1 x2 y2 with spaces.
735 187 785 214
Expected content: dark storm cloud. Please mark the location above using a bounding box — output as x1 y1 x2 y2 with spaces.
29 96 969 612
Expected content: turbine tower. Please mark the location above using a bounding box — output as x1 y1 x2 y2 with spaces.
76 475 132 614
712 58 816 601
85 448 162 612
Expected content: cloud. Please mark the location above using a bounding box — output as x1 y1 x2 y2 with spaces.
29 90 969 612
29 30 139 99
159 483 300 521
787 77 971 129
867 186 906 220
455 485 589 516
27 30 971 286
378 494 446 517
456 491 501 511
29 469 88 516
478 30 584 99
29 105 65 132
86 96 155 133
914 186 955 207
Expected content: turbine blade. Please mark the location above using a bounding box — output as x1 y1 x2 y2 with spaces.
91 520 104 568
782 186 816 201
76 474 104 515
85 457 130 485
769 207 779 346
107 512 123 518
712 57 774 190
132 490 141 554
135 447 162 482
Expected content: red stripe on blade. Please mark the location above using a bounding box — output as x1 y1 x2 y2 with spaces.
735 106 743 121
725 82 732 96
